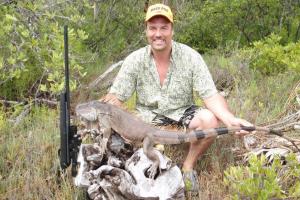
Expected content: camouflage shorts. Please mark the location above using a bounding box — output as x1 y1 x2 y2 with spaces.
152 105 201 128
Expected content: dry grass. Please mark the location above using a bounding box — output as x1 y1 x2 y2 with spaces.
0 107 85 200
164 135 244 200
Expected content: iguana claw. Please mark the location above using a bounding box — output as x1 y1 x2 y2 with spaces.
147 162 159 179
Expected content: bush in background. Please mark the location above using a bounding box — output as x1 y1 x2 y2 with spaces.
245 34 300 75
224 154 300 199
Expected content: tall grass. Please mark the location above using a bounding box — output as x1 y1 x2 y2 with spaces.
0 107 85 200
204 52 300 124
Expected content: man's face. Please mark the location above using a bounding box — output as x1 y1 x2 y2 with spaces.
146 16 173 52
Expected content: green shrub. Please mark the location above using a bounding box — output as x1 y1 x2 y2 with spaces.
224 154 300 199
0 2 90 100
245 34 300 75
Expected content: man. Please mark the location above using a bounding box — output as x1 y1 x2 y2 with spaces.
103 3 252 193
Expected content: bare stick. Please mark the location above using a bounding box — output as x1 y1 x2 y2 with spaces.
88 60 123 89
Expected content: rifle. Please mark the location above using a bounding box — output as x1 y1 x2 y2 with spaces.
59 25 81 176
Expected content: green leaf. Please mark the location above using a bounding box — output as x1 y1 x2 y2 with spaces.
21 29 30 38
7 57 16 65
0 57 3 69
3 24 12 32
12 69 21 79
5 14 17 22
40 84 47 92
77 29 88 40
31 38 38 47
17 52 27 62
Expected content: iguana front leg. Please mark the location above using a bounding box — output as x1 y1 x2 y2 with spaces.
97 117 112 155
143 136 160 179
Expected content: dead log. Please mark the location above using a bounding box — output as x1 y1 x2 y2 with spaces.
88 60 123 90
74 133 185 200
243 133 300 164
75 60 124 101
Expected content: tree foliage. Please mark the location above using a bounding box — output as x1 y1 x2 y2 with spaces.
175 0 300 52
0 1 93 100
0 0 147 101
0 0 299 102
245 34 300 75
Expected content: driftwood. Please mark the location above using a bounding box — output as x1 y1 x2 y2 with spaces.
241 100 300 162
88 60 123 90
78 60 124 100
74 132 185 200
243 122 300 164
244 134 300 163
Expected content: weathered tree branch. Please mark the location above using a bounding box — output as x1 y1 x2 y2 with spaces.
88 60 123 89
1 98 58 126
33 98 58 107
13 104 31 126
0 99 25 105
0 98 57 107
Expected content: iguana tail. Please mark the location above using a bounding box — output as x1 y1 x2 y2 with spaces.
152 125 282 144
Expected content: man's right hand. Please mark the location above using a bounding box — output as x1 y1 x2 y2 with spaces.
100 93 123 107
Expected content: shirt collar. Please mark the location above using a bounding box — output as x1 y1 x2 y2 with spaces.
146 40 177 60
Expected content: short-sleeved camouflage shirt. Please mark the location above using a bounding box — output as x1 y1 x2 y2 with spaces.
109 41 218 123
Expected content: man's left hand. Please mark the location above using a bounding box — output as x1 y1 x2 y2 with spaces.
226 117 254 136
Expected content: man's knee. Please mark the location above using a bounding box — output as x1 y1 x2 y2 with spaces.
188 109 219 129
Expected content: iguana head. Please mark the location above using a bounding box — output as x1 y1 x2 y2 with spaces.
76 103 98 121
76 102 100 137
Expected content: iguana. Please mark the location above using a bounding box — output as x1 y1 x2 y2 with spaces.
75 100 285 179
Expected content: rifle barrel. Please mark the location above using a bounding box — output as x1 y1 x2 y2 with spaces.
64 25 70 126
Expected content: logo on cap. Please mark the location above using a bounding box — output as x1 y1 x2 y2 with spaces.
145 4 173 23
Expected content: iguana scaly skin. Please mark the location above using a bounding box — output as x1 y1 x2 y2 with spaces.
75 101 281 179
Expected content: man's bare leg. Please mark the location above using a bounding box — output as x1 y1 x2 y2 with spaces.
182 109 219 171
